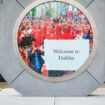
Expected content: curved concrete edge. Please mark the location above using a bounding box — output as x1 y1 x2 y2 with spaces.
11 71 100 96
16 0 94 9
0 0 25 84
16 0 36 8
75 0 94 8
87 0 105 83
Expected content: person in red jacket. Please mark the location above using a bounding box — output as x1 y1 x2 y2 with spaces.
33 26 43 47
68 31 75 39
60 30 68 39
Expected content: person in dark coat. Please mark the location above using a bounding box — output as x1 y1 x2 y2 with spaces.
28 41 44 74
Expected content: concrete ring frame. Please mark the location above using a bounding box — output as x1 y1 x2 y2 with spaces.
0 0 105 96
13 0 97 83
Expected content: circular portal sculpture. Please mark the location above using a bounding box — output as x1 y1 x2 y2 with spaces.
1 0 105 96
13 0 97 82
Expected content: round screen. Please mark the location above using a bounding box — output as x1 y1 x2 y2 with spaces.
14 0 97 82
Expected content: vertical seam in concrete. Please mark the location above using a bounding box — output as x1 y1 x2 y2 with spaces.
16 0 25 9
54 97 56 105
85 0 95 9
86 70 102 84
10 70 25 84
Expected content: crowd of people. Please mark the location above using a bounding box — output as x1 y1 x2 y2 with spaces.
18 7 93 77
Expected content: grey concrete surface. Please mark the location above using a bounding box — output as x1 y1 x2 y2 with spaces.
75 0 94 8
0 88 105 105
0 1 2 59
0 96 55 105
16 0 94 8
0 97 105 105
55 97 105 105
11 71 100 96
0 0 25 83
16 0 36 8
87 0 105 83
